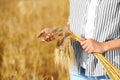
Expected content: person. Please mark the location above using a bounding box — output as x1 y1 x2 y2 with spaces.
37 0 120 80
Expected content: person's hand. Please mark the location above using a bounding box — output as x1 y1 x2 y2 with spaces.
80 38 106 54
37 27 54 42
37 27 65 42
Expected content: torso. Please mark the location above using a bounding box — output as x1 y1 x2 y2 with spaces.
69 0 120 76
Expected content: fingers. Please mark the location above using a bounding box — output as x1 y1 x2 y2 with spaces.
40 33 55 42
79 37 86 43
80 37 86 41
44 33 55 42
81 40 86 46
37 28 56 42
85 47 92 54
81 39 93 54
81 42 88 49
37 30 45 38
81 41 91 53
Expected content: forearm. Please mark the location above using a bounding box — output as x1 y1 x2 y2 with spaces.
103 39 120 52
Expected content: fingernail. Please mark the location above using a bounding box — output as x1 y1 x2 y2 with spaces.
41 39 45 42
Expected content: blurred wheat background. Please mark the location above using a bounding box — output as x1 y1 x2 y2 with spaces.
0 0 69 80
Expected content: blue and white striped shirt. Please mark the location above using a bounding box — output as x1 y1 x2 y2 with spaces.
69 0 120 76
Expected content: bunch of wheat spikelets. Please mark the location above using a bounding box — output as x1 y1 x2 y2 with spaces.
54 29 120 80
54 32 74 70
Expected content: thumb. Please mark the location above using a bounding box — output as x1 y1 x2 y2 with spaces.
36 30 45 38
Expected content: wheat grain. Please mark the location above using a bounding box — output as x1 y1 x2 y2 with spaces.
54 29 120 80
54 35 74 70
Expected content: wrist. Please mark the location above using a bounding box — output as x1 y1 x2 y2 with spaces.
102 42 110 52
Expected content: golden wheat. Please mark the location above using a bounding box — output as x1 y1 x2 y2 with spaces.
54 29 120 80
0 0 69 80
54 35 74 70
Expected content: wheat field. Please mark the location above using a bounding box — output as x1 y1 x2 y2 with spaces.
0 0 69 80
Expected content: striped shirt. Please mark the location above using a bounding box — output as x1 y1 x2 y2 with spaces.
83 0 98 69
85 0 98 38
69 0 120 76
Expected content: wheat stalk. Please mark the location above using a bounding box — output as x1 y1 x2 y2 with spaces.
54 29 120 80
